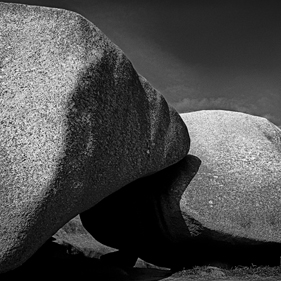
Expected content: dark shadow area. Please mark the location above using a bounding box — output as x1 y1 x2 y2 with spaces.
81 154 281 270
1 238 171 281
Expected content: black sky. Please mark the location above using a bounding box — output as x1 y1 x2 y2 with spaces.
3 0 281 126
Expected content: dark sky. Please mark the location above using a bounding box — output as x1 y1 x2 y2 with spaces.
4 0 281 127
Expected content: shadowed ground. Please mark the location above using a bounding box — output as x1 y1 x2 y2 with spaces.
1 238 171 281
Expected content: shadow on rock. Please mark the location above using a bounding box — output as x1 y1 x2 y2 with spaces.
80 155 202 269
1 238 171 281
80 154 281 270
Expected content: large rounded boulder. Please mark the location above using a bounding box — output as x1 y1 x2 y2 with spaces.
81 110 281 268
0 2 189 273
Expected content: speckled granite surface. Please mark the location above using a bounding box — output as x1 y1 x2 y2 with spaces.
0 2 189 273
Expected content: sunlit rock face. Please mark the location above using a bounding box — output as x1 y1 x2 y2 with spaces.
180 110 281 243
0 2 189 273
81 110 281 269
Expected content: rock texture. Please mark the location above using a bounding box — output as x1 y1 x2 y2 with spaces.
0 2 189 273
180 110 281 243
81 110 281 268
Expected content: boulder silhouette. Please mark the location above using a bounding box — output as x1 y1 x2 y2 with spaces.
0 2 189 273
81 110 281 268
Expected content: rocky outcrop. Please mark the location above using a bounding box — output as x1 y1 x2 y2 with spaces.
81 110 281 268
0 2 189 273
